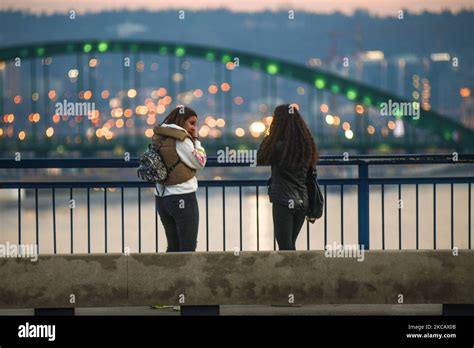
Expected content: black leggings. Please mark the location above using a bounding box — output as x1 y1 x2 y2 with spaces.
272 203 306 250
156 192 199 252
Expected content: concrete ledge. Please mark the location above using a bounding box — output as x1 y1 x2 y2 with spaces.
0 251 473 308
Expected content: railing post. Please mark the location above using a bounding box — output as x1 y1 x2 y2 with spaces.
358 162 370 249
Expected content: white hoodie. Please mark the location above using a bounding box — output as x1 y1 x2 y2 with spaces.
154 123 207 197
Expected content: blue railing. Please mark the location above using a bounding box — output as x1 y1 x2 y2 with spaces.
0 154 473 253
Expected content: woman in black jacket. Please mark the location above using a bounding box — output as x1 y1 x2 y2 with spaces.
257 104 319 250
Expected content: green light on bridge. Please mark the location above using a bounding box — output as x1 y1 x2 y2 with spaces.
267 64 279 75
98 42 109 52
159 47 168 55
221 54 231 63
36 47 45 56
175 47 185 57
346 89 357 100
205 52 215 61
363 97 372 105
252 62 261 69
83 44 93 53
443 131 452 141
330 84 340 93
314 78 325 89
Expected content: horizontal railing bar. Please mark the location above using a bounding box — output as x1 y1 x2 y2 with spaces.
0 154 473 168
369 177 474 185
1 177 472 189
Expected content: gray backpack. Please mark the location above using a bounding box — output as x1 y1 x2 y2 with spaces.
136 144 168 183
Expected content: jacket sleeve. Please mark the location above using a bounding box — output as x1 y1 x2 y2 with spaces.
175 138 207 170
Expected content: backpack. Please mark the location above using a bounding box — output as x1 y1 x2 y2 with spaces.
136 144 169 183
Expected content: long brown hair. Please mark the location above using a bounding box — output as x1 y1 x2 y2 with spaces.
257 104 318 168
162 106 197 128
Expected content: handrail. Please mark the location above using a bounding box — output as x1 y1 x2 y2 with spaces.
0 154 473 168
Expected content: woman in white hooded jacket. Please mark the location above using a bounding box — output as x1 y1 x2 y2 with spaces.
152 106 206 252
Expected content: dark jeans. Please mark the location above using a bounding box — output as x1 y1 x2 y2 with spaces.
156 192 199 252
272 203 306 250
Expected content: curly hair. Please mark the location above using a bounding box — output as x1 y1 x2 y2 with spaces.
257 104 318 168
162 106 197 127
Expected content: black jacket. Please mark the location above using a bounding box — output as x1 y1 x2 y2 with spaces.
267 163 310 210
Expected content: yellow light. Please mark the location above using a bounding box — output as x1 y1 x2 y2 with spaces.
13 95 21 104
216 118 226 127
342 122 350 131
127 89 137 98
205 116 216 128
48 90 57 100
221 83 231 92
0 129 3 136
105 131 113 140
18 131 26 140
46 127 54 137
235 128 245 137
156 105 166 114
296 87 305 95
33 113 41 122
89 58 99 68
124 109 133 118
172 73 183 82
84 90 92 100
355 105 364 114
367 125 375 135
234 96 243 105
32 92 39 101
68 69 79 78
460 88 471 98
7 114 15 123
193 89 203 98
325 115 334 125
101 90 110 99
163 96 172 105
388 121 396 130
158 88 167 97
249 121 266 134
208 85 218 94
199 126 210 138
96 129 103 138
147 116 156 125
109 98 120 108
264 116 273 126
145 129 154 138
116 119 124 128
320 104 329 113
344 129 353 139
225 62 235 70
333 116 340 126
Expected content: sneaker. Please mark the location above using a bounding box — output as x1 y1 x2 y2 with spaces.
149 305 173 309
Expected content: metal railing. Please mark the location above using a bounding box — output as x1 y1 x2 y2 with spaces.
0 154 473 253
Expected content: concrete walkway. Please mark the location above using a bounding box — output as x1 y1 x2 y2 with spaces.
0 304 441 316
